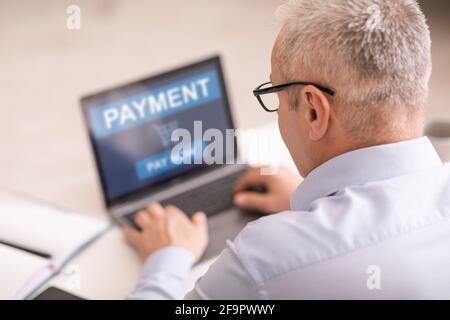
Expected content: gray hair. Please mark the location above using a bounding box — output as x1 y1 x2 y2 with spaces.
275 0 432 137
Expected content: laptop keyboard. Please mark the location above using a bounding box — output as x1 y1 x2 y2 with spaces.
124 169 246 228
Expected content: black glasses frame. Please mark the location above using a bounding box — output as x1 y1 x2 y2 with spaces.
253 81 336 112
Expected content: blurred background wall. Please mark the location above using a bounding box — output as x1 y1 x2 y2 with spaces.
0 0 448 212
419 0 450 123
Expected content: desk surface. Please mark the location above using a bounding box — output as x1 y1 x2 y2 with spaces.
35 122 297 299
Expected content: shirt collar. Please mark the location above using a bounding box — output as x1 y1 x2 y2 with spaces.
290 137 442 211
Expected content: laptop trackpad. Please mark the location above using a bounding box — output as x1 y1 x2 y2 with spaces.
200 208 259 262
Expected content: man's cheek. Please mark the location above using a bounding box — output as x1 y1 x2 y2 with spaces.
279 121 295 156
278 114 288 145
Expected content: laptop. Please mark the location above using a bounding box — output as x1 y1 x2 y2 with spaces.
80 56 259 260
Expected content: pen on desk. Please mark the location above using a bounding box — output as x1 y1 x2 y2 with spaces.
0 239 52 259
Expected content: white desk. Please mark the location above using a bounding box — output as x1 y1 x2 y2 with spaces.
35 122 297 299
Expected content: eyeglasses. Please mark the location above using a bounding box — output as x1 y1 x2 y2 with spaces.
253 81 336 112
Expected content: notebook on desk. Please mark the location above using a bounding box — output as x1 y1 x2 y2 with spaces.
0 191 109 300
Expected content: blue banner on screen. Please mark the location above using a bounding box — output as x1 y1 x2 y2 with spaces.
135 140 205 181
89 70 221 139
84 61 232 200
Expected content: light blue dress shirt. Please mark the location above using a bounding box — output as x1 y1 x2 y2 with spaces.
129 137 450 299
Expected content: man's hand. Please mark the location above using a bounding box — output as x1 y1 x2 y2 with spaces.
233 167 301 214
122 202 208 262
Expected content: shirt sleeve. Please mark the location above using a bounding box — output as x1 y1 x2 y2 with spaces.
185 241 260 299
128 241 259 300
127 246 195 300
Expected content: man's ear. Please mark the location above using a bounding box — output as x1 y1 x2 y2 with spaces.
302 85 331 141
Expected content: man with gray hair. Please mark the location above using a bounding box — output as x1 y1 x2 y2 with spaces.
123 0 450 299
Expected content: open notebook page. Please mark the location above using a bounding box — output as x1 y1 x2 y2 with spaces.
0 191 110 265
0 243 49 299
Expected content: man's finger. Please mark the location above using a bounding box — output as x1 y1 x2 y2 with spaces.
146 202 165 220
135 210 151 229
233 191 269 212
165 205 189 221
122 226 141 247
192 212 208 230
234 167 267 192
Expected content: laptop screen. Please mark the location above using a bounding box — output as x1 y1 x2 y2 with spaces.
81 56 235 206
